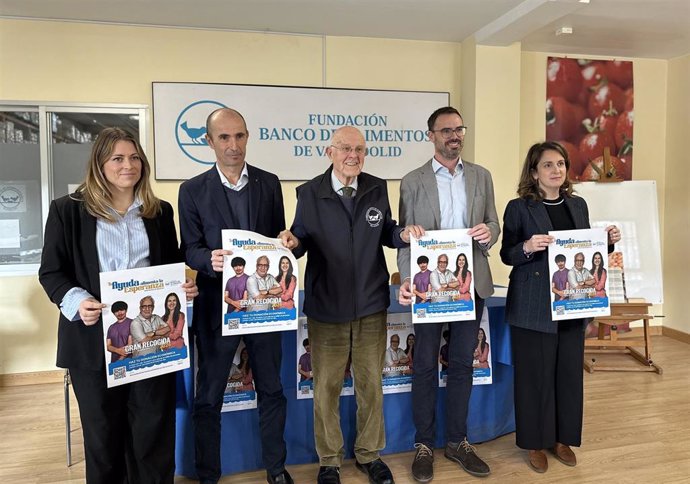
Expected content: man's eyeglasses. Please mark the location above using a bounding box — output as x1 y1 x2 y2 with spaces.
331 145 366 156
257 263 269 268
438 260 449 264
431 126 468 139
140 305 154 309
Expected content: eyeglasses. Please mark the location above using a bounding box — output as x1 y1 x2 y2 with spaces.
431 126 468 139
140 305 154 309
575 259 585 262
438 260 448 264
257 263 269 268
331 145 366 156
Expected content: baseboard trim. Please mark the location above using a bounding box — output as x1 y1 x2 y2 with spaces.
0 369 64 387
662 326 690 344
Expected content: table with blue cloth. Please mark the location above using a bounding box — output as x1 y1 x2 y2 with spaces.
174 287 514 477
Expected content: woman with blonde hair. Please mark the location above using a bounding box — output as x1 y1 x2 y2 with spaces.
39 127 197 483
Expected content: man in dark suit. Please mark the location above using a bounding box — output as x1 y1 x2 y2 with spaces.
396 107 500 482
178 108 292 484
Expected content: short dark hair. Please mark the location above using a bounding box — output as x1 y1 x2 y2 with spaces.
111 301 128 312
555 254 566 263
302 338 309 347
427 106 462 131
417 255 429 264
231 257 246 267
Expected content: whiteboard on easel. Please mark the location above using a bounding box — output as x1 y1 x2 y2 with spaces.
575 180 663 304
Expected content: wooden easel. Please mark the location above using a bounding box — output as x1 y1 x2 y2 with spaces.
584 300 662 374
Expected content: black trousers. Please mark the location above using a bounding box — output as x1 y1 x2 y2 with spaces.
510 320 585 450
192 326 287 481
69 367 176 484
411 296 484 446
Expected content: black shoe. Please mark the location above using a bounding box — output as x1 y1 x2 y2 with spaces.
355 458 395 484
444 438 490 477
317 466 341 484
267 469 294 484
411 443 434 482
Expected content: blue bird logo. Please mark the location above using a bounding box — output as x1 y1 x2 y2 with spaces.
180 121 207 145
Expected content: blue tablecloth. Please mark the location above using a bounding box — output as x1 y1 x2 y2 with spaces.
175 287 514 477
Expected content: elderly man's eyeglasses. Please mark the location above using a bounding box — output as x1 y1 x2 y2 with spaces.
431 126 468 139
257 263 269 268
331 145 366 156
140 304 154 309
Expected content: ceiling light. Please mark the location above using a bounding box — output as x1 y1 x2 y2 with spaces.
556 27 573 36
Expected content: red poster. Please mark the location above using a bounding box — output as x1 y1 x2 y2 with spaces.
546 57 633 181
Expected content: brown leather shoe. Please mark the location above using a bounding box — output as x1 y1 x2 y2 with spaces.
528 450 548 473
552 443 577 466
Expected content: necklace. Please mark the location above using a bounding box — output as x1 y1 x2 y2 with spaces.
542 197 564 206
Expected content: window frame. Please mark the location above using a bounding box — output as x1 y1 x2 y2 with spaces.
0 101 148 276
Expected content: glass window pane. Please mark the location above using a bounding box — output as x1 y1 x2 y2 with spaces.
50 112 140 199
0 110 43 265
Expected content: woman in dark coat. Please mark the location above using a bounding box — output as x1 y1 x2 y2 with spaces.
500 141 620 473
39 127 197 483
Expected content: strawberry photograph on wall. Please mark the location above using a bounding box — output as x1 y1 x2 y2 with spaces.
546 56 633 181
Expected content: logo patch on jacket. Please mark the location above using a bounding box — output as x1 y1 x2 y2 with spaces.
365 207 383 227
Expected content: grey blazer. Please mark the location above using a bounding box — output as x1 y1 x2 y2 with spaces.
396 159 500 300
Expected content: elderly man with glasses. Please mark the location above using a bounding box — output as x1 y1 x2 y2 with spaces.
280 126 423 484
130 296 169 358
567 252 595 300
396 106 500 481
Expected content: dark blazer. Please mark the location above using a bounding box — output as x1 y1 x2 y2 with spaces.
38 196 182 369
500 195 590 334
178 164 285 332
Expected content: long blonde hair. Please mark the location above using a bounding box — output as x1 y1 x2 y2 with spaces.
74 127 160 221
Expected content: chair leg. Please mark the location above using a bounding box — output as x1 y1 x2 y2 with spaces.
64 369 72 467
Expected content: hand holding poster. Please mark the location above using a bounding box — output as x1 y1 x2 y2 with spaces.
410 229 475 324
100 262 190 387
221 229 299 335
549 228 611 320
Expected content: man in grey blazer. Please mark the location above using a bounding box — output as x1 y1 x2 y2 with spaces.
397 106 500 482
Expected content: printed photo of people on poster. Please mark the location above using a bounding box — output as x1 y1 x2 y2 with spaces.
221 229 298 335
99 262 190 387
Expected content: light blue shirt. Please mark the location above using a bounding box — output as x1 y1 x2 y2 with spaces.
59 199 150 321
432 157 467 229
330 170 358 196
217 162 249 191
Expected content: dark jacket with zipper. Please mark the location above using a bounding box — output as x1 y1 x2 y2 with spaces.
291 166 406 323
